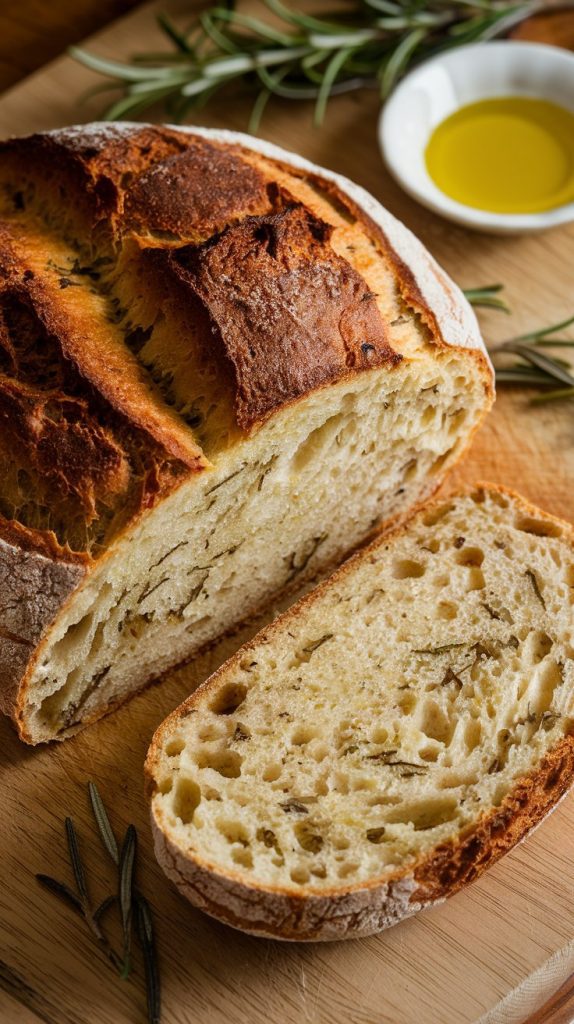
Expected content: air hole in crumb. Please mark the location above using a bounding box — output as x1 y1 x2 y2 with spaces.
449 410 467 435
231 848 253 868
203 787 221 801
418 745 439 763
398 691 416 715
338 862 359 879
433 574 450 589
366 827 386 844
158 778 172 795
165 737 185 757
218 820 249 845
310 742 329 763
437 601 457 621
311 865 327 879
423 505 454 527
370 726 388 744
421 406 436 428
197 749 242 778
464 719 482 752
527 631 553 665
430 451 450 477
515 516 562 539
455 547 484 568
290 867 310 884
466 568 485 591
198 722 227 742
263 764 282 782
64 611 95 648
352 776 374 792
173 777 201 824
91 619 106 657
291 726 318 746
210 682 247 715
533 659 563 713
418 700 454 745
386 797 457 830
332 835 350 850
392 559 425 580
422 537 440 554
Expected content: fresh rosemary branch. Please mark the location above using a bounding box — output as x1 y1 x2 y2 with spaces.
463 288 574 403
462 283 510 313
71 0 532 129
37 783 161 1024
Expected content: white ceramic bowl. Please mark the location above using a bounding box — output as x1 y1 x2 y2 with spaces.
379 41 574 234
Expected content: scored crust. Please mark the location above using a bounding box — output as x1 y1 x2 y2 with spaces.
0 123 493 738
146 484 574 941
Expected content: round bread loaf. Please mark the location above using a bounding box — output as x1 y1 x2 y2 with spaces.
0 124 493 743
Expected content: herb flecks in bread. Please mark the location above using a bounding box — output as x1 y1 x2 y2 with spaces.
0 124 492 743
147 487 574 941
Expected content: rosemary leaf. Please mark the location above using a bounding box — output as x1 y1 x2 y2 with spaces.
462 284 510 312
467 288 574 402
136 895 161 1024
89 781 119 866
531 386 574 405
315 45 356 125
119 825 137 979
494 369 551 385
156 12 194 54
65 817 89 904
36 874 83 914
496 343 574 387
380 27 426 97
93 894 117 923
511 313 574 344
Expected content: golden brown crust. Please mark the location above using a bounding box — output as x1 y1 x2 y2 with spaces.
147 483 574 941
295 168 495 402
124 139 272 242
165 203 401 429
413 733 574 903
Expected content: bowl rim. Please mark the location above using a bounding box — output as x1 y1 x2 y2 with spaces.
378 39 574 233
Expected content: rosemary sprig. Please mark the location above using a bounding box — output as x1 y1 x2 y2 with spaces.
490 313 574 402
37 783 161 1024
119 825 137 979
462 283 510 312
71 0 531 129
463 287 574 403
37 816 124 973
136 895 162 1024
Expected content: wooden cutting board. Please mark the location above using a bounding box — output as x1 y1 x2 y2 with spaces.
1 3 573 1023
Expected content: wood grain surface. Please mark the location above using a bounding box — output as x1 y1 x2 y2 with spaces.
0 0 142 92
0 3 573 1023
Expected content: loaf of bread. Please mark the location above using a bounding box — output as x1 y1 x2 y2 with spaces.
147 486 574 941
0 124 492 743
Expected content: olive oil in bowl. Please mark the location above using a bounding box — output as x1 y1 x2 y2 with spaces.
425 97 574 214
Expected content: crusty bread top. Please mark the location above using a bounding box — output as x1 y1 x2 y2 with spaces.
0 123 490 559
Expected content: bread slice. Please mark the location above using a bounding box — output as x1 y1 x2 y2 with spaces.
0 124 492 743
147 486 574 941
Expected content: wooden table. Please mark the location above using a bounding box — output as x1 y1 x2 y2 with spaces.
0 3 573 1023
0 0 141 92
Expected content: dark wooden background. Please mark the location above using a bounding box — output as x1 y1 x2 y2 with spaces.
0 1 141 91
